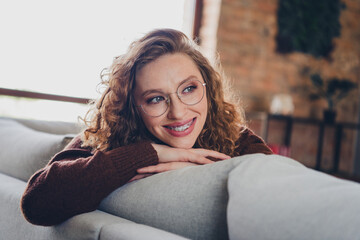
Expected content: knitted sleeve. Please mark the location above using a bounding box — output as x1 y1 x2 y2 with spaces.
234 128 273 156
20 135 158 226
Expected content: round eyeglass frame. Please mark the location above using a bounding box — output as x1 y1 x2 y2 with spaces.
136 79 206 117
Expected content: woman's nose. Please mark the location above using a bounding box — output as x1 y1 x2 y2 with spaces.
166 95 187 119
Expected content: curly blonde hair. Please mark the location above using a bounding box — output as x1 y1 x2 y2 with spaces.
82 28 246 156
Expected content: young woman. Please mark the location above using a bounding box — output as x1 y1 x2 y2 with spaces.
21 28 272 226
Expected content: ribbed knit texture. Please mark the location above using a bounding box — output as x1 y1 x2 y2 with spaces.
234 128 273 156
21 137 158 226
21 128 271 226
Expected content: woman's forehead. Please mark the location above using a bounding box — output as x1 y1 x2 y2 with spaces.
135 53 203 92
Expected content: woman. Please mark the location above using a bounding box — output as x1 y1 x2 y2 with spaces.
21 28 272 226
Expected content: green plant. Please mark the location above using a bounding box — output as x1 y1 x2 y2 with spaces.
308 74 357 110
276 0 346 58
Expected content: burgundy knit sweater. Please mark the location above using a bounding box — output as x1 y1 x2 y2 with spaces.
21 128 271 226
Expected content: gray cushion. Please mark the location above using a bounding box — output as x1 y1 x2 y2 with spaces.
100 154 360 240
1 173 182 240
99 222 189 240
99 157 251 240
227 154 360 240
7 117 84 135
57 210 187 240
0 173 64 240
0 118 74 181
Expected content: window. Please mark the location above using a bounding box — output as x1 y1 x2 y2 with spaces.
0 0 195 121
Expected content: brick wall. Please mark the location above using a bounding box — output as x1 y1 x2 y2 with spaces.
202 0 360 122
199 0 360 175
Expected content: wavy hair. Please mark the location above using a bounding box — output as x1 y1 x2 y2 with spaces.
82 28 246 156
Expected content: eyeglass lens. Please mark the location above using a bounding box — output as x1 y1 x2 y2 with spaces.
141 79 205 117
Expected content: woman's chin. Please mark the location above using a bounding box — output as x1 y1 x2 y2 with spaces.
167 140 196 149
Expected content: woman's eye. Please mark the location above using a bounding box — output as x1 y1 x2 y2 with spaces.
183 85 197 94
146 96 165 104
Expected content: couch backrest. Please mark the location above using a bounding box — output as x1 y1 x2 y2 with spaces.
5 117 84 135
0 117 83 181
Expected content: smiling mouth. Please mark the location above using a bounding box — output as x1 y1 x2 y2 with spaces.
164 118 195 132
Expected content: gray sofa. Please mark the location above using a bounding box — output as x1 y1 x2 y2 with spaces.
1 116 360 240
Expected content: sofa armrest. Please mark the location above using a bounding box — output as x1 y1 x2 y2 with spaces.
227 154 360 240
99 157 241 240
99 154 360 240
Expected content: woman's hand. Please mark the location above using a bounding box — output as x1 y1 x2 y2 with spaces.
136 144 231 174
137 162 198 174
151 143 230 164
129 173 154 182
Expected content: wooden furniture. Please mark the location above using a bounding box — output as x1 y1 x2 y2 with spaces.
262 114 360 180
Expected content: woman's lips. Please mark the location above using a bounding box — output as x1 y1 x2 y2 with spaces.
163 118 196 137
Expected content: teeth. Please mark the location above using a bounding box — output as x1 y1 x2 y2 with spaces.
167 120 193 132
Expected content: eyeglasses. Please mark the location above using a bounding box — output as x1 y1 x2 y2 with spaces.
136 79 206 117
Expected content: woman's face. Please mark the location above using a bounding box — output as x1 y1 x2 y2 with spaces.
134 53 208 149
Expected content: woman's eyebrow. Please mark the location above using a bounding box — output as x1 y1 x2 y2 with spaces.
140 75 201 97
178 75 199 85
141 89 164 98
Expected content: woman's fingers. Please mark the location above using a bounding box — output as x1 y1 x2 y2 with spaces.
189 149 231 161
137 162 197 174
128 173 153 182
137 144 233 175
185 154 214 164
151 143 231 164
178 149 230 164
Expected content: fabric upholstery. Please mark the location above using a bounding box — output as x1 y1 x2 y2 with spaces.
227 154 360 240
99 157 252 240
99 222 189 240
1 173 182 240
0 118 75 181
0 173 64 240
100 154 360 240
56 210 185 240
2 116 360 239
8 117 84 135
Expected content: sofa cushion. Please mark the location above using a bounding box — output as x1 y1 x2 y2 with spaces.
0 173 62 240
9 117 84 135
100 154 360 240
99 221 189 240
227 154 360 240
0 118 75 181
99 156 253 240
0 173 184 240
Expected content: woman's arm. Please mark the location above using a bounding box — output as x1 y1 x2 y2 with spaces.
136 144 230 174
20 136 158 226
133 128 271 175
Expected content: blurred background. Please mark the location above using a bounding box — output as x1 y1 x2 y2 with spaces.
1 0 359 179
0 0 193 121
